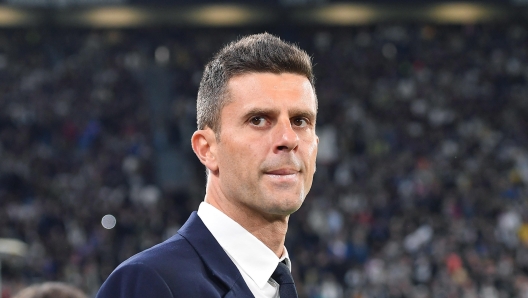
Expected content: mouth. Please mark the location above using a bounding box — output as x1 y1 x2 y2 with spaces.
265 168 299 175
263 168 300 183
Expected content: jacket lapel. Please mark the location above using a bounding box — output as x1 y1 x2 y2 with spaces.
178 212 254 297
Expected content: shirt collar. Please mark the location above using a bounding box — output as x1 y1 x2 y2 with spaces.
197 202 290 289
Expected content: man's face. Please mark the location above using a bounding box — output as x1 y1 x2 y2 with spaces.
212 72 318 218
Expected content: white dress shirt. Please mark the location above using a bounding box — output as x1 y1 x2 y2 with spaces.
197 202 291 298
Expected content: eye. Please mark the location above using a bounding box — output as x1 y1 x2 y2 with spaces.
292 117 308 128
249 116 267 127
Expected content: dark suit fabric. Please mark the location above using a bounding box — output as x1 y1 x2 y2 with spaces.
96 212 254 298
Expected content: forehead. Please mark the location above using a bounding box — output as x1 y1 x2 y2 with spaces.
224 72 317 111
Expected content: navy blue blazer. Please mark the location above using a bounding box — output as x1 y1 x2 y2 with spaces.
96 212 254 297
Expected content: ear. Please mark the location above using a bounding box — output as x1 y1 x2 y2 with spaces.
191 128 219 173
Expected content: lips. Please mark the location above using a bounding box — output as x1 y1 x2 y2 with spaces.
265 168 299 175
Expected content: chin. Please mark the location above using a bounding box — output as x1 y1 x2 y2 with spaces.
266 197 304 216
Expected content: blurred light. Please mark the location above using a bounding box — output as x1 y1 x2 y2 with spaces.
300 4 378 25
188 5 264 26
69 7 148 27
0 238 28 258
2 3 513 27
428 3 498 23
101 214 117 229
155 46 170 65
0 6 32 26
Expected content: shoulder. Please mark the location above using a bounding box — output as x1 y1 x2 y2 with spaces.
116 233 204 280
96 261 174 298
129 233 196 264
97 233 228 298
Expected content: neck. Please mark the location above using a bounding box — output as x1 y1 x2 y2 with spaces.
237 211 289 257
204 186 289 257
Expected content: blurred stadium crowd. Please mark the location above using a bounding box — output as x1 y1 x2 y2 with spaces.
1 24 528 298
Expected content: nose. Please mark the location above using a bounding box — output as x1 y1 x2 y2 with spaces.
273 118 299 152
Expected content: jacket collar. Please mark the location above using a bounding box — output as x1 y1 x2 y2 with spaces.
178 212 254 297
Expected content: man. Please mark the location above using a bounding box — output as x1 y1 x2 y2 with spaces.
97 33 319 298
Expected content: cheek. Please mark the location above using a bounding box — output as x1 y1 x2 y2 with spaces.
311 141 318 156
221 137 260 172
306 140 318 163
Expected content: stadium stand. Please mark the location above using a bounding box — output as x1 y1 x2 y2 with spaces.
1 22 528 297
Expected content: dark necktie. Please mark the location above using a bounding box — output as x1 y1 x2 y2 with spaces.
271 262 298 298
